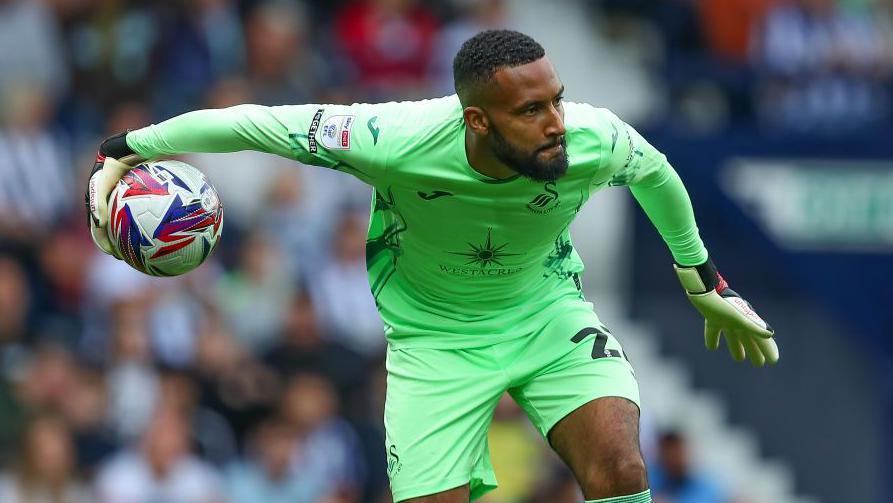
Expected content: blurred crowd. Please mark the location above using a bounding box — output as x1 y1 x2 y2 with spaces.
1 0 870 502
595 0 893 132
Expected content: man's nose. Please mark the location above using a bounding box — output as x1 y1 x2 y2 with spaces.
544 104 566 137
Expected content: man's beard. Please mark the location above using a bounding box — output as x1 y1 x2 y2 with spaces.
490 125 568 182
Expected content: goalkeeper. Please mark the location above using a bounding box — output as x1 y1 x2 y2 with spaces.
86 30 777 503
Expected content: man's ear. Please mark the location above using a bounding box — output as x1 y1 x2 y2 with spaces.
463 107 489 135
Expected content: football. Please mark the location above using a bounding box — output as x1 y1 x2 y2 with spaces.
107 160 224 277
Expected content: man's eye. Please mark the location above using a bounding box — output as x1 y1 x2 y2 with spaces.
553 96 564 106
524 106 538 115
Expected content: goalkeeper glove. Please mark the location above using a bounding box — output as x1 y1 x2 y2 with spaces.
674 258 778 367
84 132 144 257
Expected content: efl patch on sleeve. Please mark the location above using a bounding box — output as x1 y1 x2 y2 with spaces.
319 115 355 150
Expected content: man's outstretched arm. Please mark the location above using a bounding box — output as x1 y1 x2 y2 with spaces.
630 162 778 367
85 103 391 256
599 110 778 366
124 105 297 160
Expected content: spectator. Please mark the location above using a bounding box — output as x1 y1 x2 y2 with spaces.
243 0 335 106
84 249 214 369
649 430 727 503
0 279 28 463
153 0 246 117
144 277 209 368
260 166 372 279
34 224 93 343
0 254 33 346
879 0 893 55
309 209 385 358
192 319 280 444
334 0 440 99
263 291 367 400
697 0 774 63
279 372 365 502
16 343 80 416
429 0 507 94
348 361 390 503
0 0 68 102
753 0 893 131
81 249 156 364
95 405 223 503
104 300 159 441
259 169 324 278
0 414 92 502
103 100 154 137
225 416 330 503
156 368 240 467
58 366 117 475
214 232 295 352
0 371 25 468
60 0 160 133
0 85 72 242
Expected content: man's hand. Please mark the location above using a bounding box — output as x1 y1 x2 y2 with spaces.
674 259 779 367
84 132 144 257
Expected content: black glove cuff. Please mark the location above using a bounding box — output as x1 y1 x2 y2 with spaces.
677 257 720 291
99 131 135 159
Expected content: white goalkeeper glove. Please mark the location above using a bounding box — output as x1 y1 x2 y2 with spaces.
84 132 144 257
674 258 779 367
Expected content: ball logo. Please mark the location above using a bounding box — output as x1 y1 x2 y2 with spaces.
201 189 219 212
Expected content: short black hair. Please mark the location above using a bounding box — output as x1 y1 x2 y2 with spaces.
453 30 545 106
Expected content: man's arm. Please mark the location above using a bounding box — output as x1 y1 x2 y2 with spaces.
627 157 708 268
125 103 390 186
125 105 296 159
86 102 392 256
597 110 778 366
584 108 706 265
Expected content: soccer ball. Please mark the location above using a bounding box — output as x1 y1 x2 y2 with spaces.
107 160 224 277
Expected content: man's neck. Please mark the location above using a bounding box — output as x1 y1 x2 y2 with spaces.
464 129 516 180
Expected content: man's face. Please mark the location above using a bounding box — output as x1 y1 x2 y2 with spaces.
479 57 568 181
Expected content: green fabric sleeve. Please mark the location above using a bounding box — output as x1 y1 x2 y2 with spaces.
596 110 708 266
125 105 296 159
124 103 391 186
629 162 708 266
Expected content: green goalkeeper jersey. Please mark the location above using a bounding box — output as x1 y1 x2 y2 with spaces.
126 95 708 348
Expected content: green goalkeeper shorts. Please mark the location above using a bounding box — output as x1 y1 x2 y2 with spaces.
383 300 640 502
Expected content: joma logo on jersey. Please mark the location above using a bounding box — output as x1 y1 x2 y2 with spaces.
367 116 380 145
527 182 560 214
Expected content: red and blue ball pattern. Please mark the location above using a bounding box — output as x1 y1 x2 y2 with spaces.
108 161 223 276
